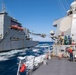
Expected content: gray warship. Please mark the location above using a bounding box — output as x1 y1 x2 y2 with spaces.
0 9 39 52
50 0 76 57
52 0 76 43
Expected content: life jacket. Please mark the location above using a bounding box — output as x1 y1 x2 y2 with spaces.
68 47 73 53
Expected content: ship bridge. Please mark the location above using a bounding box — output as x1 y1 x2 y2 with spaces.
52 0 76 43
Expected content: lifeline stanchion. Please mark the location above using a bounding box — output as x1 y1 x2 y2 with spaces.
17 60 21 75
17 57 26 75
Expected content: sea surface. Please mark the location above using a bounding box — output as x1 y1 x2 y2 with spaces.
0 42 53 75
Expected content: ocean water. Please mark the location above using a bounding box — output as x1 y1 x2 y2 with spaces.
0 42 53 75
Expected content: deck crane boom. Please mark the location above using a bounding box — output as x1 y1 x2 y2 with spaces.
29 31 46 38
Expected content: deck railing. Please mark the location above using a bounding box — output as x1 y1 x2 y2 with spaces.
52 45 76 57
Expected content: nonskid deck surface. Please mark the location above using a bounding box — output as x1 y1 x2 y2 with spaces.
32 57 76 75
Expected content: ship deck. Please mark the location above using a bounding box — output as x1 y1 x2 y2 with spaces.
32 57 76 75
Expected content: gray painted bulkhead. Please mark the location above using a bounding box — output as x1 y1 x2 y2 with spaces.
0 12 38 52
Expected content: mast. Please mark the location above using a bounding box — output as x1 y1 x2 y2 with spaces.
1 0 6 12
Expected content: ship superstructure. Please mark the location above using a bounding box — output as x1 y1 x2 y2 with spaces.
53 0 76 43
0 11 39 52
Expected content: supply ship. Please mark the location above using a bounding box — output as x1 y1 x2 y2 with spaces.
0 8 39 52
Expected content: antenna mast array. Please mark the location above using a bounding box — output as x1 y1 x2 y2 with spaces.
2 0 6 12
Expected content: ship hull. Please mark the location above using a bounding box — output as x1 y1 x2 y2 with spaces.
0 40 39 52
0 11 39 52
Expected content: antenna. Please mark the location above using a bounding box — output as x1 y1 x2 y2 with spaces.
1 0 6 12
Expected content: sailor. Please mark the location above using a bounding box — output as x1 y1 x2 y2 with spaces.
68 46 73 61
60 35 64 45
64 35 68 45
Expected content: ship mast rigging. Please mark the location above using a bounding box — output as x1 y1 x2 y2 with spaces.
1 0 6 12
57 0 69 16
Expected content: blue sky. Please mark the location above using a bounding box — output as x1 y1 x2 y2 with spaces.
1 0 74 41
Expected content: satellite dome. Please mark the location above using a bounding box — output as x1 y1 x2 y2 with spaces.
67 10 70 13
70 1 76 8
